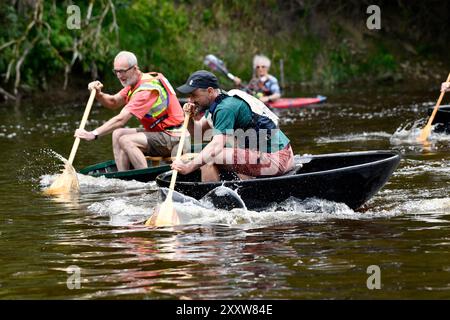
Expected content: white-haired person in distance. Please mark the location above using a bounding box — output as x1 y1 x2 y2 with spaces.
74 51 187 171
233 54 281 104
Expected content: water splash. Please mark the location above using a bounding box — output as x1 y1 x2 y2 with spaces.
389 118 450 148
86 194 402 228
46 149 68 163
89 197 152 226
79 175 156 194
40 173 156 194
18 148 69 191
316 131 392 144
201 186 247 211
390 119 426 145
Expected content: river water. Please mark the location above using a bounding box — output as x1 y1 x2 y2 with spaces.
0 81 449 299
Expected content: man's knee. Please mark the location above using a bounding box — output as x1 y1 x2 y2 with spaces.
118 134 133 149
112 128 127 142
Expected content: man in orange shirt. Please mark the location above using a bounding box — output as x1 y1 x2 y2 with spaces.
75 51 187 171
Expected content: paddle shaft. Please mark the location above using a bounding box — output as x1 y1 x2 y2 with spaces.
419 72 450 141
67 89 96 165
165 113 191 201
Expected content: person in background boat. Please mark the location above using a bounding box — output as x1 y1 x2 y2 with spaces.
233 54 281 104
441 82 450 92
172 70 294 182
74 51 187 171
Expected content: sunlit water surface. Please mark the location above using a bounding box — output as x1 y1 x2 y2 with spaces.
0 82 449 299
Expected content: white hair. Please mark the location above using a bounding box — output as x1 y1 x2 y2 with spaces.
253 54 271 70
114 51 138 67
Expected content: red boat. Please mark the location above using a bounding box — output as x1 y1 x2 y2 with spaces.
267 95 327 109
202 55 327 109
178 95 326 109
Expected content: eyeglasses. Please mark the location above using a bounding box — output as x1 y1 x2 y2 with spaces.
112 65 135 75
256 65 268 69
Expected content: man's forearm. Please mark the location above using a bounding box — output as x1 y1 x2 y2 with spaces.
269 93 281 101
96 92 121 110
192 134 226 169
95 114 130 136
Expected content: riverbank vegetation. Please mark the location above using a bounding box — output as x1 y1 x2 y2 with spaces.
1 0 449 102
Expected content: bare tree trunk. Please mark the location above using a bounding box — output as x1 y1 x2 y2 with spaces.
0 87 17 101
0 0 117 95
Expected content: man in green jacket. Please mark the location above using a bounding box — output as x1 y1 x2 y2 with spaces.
172 70 294 182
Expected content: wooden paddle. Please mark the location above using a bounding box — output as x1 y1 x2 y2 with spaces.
145 112 191 227
44 89 96 195
417 72 450 143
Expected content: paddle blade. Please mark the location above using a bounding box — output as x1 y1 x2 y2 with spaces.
417 72 450 143
417 124 432 143
145 199 180 227
43 163 80 195
204 54 227 73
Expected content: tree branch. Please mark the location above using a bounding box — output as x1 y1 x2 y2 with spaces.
0 86 16 101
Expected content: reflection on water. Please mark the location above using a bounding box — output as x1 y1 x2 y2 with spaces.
0 84 449 299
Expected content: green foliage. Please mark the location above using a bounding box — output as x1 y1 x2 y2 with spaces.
365 51 397 73
0 0 447 95
283 37 322 82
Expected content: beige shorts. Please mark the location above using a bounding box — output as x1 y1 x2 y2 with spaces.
136 129 189 158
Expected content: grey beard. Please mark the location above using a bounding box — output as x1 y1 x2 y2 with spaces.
122 74 139 87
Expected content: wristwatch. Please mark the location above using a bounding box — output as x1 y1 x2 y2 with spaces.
92 129 99 140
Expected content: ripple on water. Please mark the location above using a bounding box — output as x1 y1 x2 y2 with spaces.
394 158 450 177
367 184 450 227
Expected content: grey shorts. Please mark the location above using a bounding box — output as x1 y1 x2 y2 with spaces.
137 128 189 158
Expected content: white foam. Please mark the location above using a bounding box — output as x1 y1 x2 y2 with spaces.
40 172 156 194
85 195 403 228
395 158 450 177
79 175 156 193
397 198 450 224
184 196 360 226
316 131 392 143
401 198 450 214
88 197 151 226
390 120 449 146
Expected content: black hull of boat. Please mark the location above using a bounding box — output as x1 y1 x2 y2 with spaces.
155 150 401 210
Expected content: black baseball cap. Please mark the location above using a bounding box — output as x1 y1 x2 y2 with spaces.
177 70 219 94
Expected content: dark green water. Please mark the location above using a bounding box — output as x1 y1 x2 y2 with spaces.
0 82 449 299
